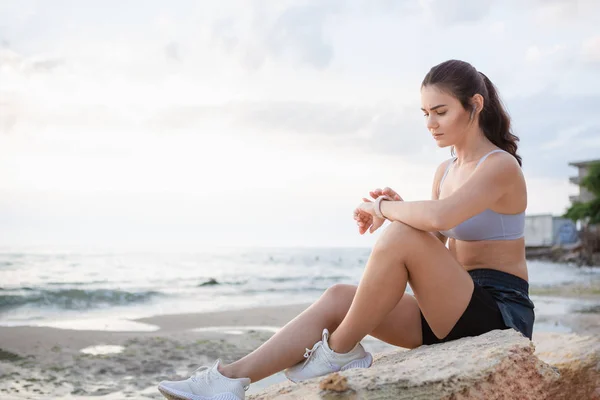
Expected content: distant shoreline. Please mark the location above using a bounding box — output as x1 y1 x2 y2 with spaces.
526 246 600 267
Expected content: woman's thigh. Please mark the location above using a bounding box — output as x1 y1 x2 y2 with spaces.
377 222 475 340
326 284 423 349
370 292 423 348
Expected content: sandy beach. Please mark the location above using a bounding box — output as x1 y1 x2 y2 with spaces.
0 304 303 399
0 303 400 399
1 283 600 400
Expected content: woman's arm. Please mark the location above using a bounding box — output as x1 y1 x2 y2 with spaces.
431 160 451 244
379 153 520 232
379 200 444 231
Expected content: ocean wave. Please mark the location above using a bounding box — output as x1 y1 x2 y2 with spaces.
241 287 328 294
265 276 306 283
263 275 349 283
45 280 118 286
0 288 162 310
194 275 349 288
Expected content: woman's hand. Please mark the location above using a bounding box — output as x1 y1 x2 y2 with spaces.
369 187 403 201
354 187 402 235
353 198 386 235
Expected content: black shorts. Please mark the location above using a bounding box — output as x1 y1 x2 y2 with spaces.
420 269 534 345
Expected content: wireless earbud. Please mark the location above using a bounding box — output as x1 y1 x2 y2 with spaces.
470 105 476 120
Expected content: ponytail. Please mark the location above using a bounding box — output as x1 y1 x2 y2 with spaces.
478 72 522 166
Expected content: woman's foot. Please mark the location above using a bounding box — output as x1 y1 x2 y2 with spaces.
284 328 373 383
158 359 251 400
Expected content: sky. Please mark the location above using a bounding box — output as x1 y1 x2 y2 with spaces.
0 0 599 250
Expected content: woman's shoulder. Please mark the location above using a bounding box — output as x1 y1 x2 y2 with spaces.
477 150 522 174
474 150 524 190
433 157 456 180
431 157 456 198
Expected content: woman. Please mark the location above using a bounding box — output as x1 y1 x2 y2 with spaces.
157 59 535 400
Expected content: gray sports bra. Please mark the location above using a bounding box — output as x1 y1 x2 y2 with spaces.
438 149 525 241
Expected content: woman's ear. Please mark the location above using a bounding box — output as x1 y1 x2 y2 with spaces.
470 94 485 119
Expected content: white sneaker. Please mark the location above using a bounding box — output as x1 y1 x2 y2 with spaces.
284 328 373 383
158 359 250 400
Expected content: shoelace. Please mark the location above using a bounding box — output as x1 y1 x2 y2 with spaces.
302 341 324 368
190 365 249 391
190 366 211 386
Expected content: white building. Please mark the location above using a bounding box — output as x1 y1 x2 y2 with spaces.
524 214 578 248
569 159 600 204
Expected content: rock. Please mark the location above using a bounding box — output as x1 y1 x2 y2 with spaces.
534 332 600 400
318 373 348 392
592 252 600 266
249 329 559 399
198 278 219 287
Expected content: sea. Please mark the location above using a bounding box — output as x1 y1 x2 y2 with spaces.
1 247 599 333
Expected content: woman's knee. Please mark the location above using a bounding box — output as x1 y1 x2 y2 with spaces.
323 284 356 302
375 221 422 251
321 284 356 316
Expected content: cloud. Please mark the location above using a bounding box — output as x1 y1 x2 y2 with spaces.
0 93 17 134
206 2 341 70
206 0 421 71
0 48 64 75
523 40 599 73
525 44 566 64
238 101 370 136
1 3 597 165
532 0 600 25
210 17 239 53
0 86 431 156
489 21 505 35
419 0 495 25
509 91 600 179
225 101 430 156
0 91 139 134
366 111 431 156
164 41 180 62
148 100 431 156
540 124 591 150
581 36 600 65
263 4 336 69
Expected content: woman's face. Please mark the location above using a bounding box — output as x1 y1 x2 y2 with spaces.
420 85 471 148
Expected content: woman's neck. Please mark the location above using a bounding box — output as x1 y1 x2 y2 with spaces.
452 130 495 166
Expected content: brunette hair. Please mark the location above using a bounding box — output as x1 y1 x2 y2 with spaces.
421 60 522 166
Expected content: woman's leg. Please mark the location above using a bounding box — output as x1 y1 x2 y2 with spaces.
328 221 474 353
220 284 422 383
221 221 472 382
